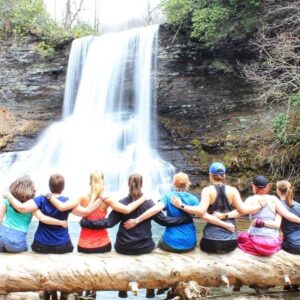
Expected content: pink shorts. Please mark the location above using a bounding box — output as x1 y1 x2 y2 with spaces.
238 232 282 256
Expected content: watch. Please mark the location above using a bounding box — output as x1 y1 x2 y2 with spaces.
180 204 185 209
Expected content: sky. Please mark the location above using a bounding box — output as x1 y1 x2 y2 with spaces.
44 0 164 31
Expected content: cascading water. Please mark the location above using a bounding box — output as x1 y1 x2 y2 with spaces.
0 25 175 199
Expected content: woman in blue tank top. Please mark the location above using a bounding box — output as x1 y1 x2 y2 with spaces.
276 180 300 254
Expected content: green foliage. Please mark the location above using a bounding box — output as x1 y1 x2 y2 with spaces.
160 0 192 25
0 0 98 59
71 23 98 39
161 0 262 47
273 92 300 144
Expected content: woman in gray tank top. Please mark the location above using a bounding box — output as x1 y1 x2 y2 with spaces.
215 175 300 256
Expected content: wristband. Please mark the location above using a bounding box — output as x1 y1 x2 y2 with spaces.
46 193 52 200
255 218 265 228
222 213 229 220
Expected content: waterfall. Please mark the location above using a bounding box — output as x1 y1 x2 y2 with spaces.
0 25 175 199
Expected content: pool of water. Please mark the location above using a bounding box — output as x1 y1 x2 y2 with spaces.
25 218 300 299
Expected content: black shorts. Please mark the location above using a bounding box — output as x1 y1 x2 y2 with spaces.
31 240 74 254
77 242 112 254
114 243 155 255
200 238 237 254
158 238 195 253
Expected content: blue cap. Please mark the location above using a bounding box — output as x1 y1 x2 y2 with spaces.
209 162 226 175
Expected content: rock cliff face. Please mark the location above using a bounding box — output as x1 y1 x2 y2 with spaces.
156 25 282 189
0 35 68 151
0 27 282 190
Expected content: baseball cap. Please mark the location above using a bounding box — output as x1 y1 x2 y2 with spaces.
252 175 268 188
209 162 226 175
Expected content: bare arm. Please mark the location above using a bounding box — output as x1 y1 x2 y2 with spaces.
275 200 300 224
231 188 262 215
33 210 68 228
72 198 102 217
48 195 79 211
123 202 165 229
171 189 211 217
0 203 6 223
202 213 235 232
105 195 146 214
3 192 38 213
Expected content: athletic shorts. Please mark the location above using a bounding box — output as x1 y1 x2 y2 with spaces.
31 239 74 254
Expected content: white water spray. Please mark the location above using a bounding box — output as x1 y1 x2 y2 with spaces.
0 25 175 199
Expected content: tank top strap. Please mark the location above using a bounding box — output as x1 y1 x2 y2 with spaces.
207 184 233 214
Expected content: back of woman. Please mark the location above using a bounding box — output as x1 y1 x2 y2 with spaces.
114 196 156 254
277 180 300 254
247 195 279 238
78 196 110 252
238 176 282 256
201 184 237 253
160 191 197 252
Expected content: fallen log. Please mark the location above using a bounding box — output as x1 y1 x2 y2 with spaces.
0 248 300 293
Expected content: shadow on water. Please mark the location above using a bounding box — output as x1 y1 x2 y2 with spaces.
26 219 300 299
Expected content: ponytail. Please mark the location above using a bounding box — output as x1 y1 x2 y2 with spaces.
277 180 294 207
128 174 143 200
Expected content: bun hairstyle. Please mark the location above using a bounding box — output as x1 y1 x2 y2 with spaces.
90 170 105 201
9 175 36 202
128 174 143 200
276 180 294 207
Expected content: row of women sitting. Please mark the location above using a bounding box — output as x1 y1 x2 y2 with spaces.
1 162 300 298
1 162 300 260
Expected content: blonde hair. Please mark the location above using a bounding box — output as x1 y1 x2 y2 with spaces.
276 180 294 207
90 170 104 201
173 172 191 191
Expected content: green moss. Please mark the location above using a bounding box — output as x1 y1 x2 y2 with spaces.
191 138 201 148
209 60 233 73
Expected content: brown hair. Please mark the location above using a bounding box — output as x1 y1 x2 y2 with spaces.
128 174 143 200
9 175 36 202
210 174 225 183
276 180 294 206
49 174 65 194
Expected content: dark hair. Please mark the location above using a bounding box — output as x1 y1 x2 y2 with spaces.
210 174 225 183
128 174 143 200
49 174 65 194
9 175 36 202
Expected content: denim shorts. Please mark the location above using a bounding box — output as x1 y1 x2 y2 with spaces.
0 224 28 253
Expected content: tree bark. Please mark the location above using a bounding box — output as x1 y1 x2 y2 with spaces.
0 248 300 293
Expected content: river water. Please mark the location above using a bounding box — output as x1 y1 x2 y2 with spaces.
26 218 300 300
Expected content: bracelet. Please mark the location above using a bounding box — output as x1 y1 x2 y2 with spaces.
222 213 229 220
46 193 52 200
